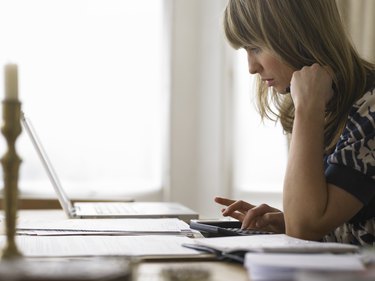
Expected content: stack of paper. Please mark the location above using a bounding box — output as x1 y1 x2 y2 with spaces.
15 217 196 237
190 234 365 281
0 235 212 259
245 253 365 281
296 268 375 281
0 215 209 260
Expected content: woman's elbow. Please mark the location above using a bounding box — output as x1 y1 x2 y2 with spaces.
284 219 326 241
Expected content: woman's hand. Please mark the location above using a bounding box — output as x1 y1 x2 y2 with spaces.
214 196 285 233
290 63 334 113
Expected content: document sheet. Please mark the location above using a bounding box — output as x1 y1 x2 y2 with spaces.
15 217 191 235
0 235 208 258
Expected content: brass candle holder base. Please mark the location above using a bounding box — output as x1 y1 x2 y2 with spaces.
1 100 22 259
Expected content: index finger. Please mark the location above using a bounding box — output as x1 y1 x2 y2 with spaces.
215 196 256 210
214 196 236 206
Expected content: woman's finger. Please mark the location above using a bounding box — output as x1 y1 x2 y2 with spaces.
221 200 255 216
215 196 255 215
214 196 237 206
255 212 285 233
221 209 245 221
241 203 277 229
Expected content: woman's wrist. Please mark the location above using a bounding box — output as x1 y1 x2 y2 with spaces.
294 105 325 124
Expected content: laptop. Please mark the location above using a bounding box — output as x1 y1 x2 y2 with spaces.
20 112 198 222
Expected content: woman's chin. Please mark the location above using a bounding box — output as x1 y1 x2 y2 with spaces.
275 87 290 95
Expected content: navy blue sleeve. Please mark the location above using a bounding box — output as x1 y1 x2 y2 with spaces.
325 90 375 204
325 163 375 204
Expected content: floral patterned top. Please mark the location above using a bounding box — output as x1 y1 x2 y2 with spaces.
324 88 375 245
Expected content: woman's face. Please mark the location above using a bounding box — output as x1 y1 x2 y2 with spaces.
245 47 295 94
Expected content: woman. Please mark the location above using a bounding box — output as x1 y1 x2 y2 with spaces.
215 0 375 245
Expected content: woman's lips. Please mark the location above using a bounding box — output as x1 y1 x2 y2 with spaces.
264 79 275 87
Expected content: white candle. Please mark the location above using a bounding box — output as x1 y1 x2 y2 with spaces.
4 63 18 100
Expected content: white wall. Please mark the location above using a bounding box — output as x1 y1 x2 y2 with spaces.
166 0 234 218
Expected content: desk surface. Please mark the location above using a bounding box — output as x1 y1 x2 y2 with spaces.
137 261 248 281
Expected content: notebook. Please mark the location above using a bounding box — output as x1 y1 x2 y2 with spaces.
20 112 198 222
191 234 359 254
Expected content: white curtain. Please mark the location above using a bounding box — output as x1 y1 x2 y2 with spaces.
337 0 375 62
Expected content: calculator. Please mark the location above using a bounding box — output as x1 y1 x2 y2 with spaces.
190 220 273 237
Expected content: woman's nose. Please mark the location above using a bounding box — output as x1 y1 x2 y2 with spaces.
248 57 260 74
247 53 261 74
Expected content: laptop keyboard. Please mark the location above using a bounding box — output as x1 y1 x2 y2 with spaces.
94 203 138 215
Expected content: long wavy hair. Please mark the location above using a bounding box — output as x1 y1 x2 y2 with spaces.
224 0 375 151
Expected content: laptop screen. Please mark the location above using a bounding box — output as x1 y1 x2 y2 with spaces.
20 112 74 215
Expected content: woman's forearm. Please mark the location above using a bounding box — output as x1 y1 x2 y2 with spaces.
283 107 328 239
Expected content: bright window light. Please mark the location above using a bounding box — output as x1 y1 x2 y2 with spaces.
0 0 165 197
233 49 288 192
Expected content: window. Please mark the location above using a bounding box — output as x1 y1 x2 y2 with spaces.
232 49 288 194
0 0 165 198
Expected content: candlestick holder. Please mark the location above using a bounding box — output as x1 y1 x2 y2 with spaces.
1 99 22 259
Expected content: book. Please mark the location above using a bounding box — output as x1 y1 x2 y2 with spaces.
183 234 360 263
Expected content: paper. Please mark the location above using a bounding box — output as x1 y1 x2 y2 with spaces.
193 234 359 253
0 235 210 258
245 253 365 281
15 217 191 235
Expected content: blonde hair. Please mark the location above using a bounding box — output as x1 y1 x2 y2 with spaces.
224 0 375 151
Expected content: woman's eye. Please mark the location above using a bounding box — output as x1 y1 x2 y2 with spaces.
245 46 261 54
250 47 261 54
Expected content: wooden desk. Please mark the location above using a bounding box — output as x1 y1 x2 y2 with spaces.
136 261 249 281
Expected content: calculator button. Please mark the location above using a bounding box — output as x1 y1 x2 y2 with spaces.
234 228 271 235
